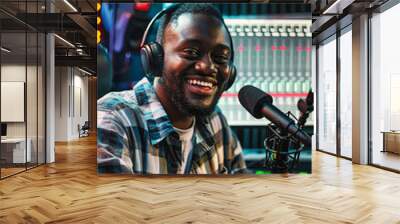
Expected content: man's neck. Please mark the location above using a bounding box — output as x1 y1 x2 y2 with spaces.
154 80 194 129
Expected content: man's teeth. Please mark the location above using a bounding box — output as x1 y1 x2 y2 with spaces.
188 79 213 88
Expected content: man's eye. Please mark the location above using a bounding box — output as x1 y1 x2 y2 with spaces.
214 55 229 64
183 49 200 58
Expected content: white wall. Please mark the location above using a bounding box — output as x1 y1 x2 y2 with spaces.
72 73 89 138
55 67 89 141
55 66 69 141
1 65 26 81
1 65 29 137
1 82 25 122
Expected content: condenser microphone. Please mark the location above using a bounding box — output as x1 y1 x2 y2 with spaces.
238 85 311 146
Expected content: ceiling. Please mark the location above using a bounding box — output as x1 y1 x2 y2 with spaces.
1 0 395 75
310 0 390 44
0 0 96 74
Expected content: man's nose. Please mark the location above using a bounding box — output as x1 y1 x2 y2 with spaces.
194 54 218 75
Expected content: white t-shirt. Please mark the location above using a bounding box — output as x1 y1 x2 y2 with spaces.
173 118 195 174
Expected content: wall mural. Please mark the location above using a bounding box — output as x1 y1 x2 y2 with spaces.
97 3 313 175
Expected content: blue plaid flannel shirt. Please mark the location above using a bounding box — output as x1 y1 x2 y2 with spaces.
97 78 246 174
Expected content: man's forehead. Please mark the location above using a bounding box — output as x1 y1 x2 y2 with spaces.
171 12 221 28
165 13 230 46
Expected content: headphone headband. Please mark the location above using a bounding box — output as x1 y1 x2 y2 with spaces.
140 3 237 90
140 4 180 48
140 4 234 62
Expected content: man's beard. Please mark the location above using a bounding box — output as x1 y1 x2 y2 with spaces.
160 75 223 117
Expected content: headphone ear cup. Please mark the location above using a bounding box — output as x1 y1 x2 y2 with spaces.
225 65 236 90
140 42 164 79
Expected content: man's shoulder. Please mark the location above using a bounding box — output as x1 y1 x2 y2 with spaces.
98 78 156 112
98 90 139 111
97 90 147 131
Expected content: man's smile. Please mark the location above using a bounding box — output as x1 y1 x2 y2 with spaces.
184 76 218 96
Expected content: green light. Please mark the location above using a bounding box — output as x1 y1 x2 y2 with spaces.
298 172 309 175
255 170 272 175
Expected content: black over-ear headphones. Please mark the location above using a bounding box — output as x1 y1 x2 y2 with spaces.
140 4 237 90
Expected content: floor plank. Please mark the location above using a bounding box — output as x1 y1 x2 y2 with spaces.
0 135 400 223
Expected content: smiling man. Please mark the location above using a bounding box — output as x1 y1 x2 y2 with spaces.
97 4 247 175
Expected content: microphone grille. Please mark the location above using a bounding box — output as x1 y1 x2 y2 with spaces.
238 85 273 119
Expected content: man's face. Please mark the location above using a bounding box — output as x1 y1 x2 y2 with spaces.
161 13 232 116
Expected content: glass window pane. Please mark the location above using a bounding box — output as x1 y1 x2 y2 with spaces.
1 31 27 177
1 0 30 178
317 37 337 154
340 29 352 158
27 31 38 169
371 3 400 171
1 0 46 179
26 0 39 168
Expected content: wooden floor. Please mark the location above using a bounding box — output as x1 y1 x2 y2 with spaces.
1 135 400 223
0 167 26 178
373 151 400 171
1 163 44 178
